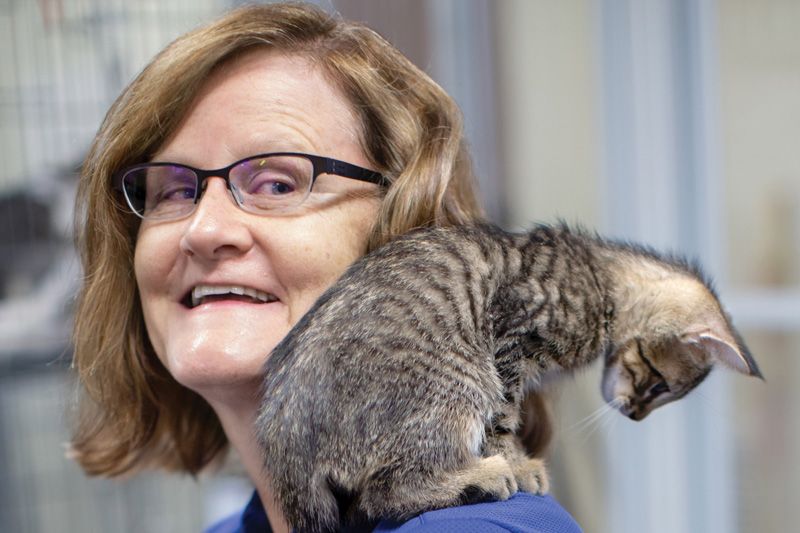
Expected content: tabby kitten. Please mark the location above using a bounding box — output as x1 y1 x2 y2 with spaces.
256 223 760 533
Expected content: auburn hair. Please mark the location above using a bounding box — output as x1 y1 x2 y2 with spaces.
71 2 550 476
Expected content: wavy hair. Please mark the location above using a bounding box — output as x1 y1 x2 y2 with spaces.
71 2 550 476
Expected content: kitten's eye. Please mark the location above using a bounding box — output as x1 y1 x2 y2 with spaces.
650 382 670 396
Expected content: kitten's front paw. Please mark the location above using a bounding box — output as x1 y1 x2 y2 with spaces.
511 457 549 494
458 455 518 502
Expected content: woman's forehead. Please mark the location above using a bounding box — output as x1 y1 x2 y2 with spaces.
152 49 365 166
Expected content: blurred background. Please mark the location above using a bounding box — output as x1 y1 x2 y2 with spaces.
1 0 797 531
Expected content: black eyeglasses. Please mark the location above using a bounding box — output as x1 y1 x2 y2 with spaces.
113 152 389 221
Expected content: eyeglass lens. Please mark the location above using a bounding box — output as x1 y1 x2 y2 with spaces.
122 155 316 220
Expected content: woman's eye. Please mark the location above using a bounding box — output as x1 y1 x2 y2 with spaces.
152 181 195 203
160 185 195 201
247 172 298 196
267 179 295 195
144 167 196 204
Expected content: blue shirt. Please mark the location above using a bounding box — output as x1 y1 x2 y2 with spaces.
206 491 582 533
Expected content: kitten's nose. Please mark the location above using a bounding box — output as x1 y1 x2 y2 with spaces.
618 402 643 421
628 405 648 421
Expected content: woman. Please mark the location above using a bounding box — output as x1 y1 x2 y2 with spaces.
71 3 580 532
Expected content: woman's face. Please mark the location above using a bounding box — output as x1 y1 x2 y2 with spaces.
134 50 381 402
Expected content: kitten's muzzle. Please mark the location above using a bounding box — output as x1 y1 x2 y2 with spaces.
620 402 649 421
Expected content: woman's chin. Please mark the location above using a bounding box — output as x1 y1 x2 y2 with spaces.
164 345 269 404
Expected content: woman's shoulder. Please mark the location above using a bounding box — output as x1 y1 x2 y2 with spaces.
204 491 268 533
373 492 583 533
205 491 582 533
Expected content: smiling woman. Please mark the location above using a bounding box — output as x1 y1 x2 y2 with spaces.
132 51 383 405
70 3 578 532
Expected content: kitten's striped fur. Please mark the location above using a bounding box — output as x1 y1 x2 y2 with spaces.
256 223 760 533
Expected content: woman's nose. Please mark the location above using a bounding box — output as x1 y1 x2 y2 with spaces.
179 177 254 260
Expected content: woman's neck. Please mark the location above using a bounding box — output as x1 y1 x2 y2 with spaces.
211 396 291 533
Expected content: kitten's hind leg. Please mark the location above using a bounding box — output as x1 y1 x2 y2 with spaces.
356 455 518 522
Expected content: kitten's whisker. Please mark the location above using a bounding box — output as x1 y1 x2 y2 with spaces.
607 409 621 435
566 402 615 433
568 402 619 445
575 407 617 446
598 403 619 434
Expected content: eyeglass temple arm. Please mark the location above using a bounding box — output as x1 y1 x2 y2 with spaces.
325 159 390 187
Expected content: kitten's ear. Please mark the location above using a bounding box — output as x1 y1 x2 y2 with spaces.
682 319 763 379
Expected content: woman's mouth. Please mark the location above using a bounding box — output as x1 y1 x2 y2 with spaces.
183 285 278 308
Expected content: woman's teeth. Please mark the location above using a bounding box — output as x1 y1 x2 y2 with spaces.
191 285 277 307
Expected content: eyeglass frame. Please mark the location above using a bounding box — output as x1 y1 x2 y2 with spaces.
112 151 390 220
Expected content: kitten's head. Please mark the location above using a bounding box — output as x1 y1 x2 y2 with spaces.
601 276 762 421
